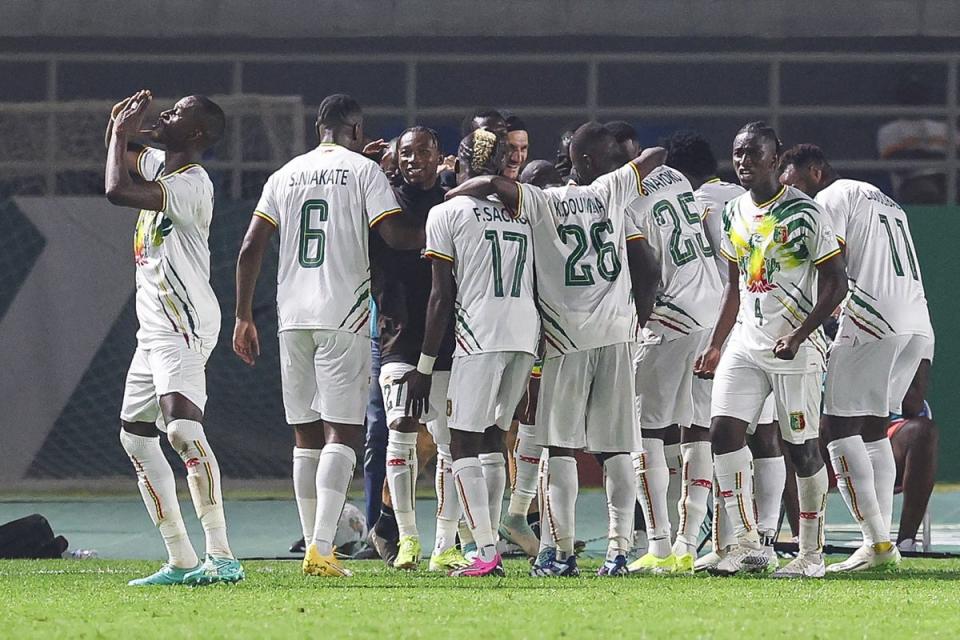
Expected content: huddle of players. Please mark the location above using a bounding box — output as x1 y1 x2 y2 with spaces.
106 88 934 583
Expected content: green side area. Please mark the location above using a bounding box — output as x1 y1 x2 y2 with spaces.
2 558 959 639
906 206 959 480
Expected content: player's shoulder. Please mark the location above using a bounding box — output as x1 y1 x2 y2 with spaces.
696 178 745 201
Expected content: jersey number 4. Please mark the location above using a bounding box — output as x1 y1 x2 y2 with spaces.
484 230 529 298
299 199 328 268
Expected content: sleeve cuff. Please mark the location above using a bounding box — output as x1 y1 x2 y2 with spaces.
814 247 842 265
719 247 737 263
253 210 278 227
424 250 454 263
370 207 402 228
156 179 169 212
629 162 648 196
136 147 149 179
626 233 646 241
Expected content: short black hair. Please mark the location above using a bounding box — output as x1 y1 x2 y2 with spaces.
461 108 504 136
397 125 441 151
317 93 362 128
192 95 225 148
661 130 717 179
781 143 831 172
604 120 639 145
505 115 527 133
737 121 783 155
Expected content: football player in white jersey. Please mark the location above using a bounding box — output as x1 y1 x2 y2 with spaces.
665 131 784 571
106 90 242 586
234 94 422 577
780 144 934 572
402 129 540 577
695 122 849 578
445 123 665 577
622 163 723 575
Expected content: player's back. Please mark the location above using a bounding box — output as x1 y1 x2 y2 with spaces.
696 178 746 285
255 143 399 334
816 178 931 339
425 195 539 356
517 163 642 354
628 165 722 340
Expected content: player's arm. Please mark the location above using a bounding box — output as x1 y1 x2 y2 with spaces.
626 236 659 327
445 176 520 213
773 254 848 360
400 258 456 419
629 146 668 181
374 211 425 251
105 90 164 211
695 259 740 379
233 215 277 366
104 96 145 169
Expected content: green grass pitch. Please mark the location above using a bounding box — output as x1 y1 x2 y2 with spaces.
3 558 960 638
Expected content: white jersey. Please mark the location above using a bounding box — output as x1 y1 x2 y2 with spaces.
815 179 933 344
720 186 841 372
132 147 220 355
625 165 722 342
425 195 539 356
254 143 401 335
517 162 644 355
696 178 746 285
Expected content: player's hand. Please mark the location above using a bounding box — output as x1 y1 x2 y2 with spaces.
439 155 457 172
773 331 804 360
362 138 389 161
399 369 432 420
111 96 132 120
694 345 721 379
233 317 260 366
113 90 152 136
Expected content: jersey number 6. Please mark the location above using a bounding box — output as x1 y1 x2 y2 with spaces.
299 199 328 268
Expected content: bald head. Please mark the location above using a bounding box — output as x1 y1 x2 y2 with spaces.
519 159 562 188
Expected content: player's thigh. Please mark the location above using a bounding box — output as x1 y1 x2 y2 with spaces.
278 330 322 425
148 342 208 423
379 361 444 428
120 347 161 425
536 350 592 450
635 332 701 430
710 347 770 427
426 371 452 447
494 352 536 431
888 335 933 414
771 371 822 445
824 336 907 418
448 353 507 433
585 342 640 453
312 330 370 426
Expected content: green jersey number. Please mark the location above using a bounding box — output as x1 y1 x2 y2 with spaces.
484 229 529 298
878 213 919 280
558 220 622 286
652 193 714 267
298 199 329 268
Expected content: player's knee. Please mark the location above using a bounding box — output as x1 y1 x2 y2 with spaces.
166 418 203 452
903 417 938 453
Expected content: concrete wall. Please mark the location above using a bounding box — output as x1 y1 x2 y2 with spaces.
2 1 960 39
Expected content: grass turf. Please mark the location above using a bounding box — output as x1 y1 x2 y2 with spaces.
2 558 959 639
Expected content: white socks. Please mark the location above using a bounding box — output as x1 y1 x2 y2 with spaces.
538 456 556 553
547 456 578 558
797 466 828 557
674 441 712 553
713 478 735 551
827 435 888 545
312 443 356 556
664 442 683 536
293 447 321 546
713 446 760 547
508 423 542 517
167 419 232 559
121 430 199 569
434 446 460 554
479 452 506 530
635 439 671 557
386 430 419 539
603 454 635 558
453 457 496 561
753 456 786 536
865 438 896 538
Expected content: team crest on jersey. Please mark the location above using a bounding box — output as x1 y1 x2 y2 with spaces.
789 411 807 432
774 224 789 244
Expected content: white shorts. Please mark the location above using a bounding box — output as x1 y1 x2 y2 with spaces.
824 334 934 417
634 330 707 430
448 351 535 433
279 329 369 425
537 342 640 453
380 362 452 446
120 341 208 429
711 346 820 445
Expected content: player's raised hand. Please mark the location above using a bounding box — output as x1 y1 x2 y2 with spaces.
233 317 260 366
113 90 152 136
439 155 457 172
110 96 132 120
694 345 721 379
773 331 803 360
399 369 432 420
362 138 389 161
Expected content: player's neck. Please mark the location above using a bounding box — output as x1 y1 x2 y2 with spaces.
161 148 202 176
749 180 782 206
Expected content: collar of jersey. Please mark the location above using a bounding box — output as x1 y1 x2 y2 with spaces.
752 185 786 209
161 163 200 177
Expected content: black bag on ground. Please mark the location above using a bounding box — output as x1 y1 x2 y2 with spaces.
0 514 69 559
